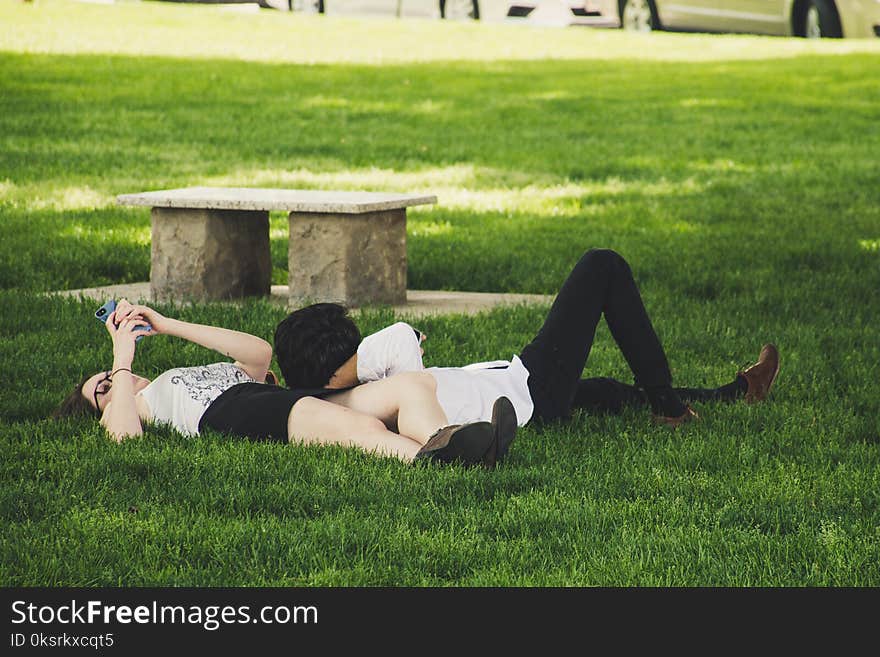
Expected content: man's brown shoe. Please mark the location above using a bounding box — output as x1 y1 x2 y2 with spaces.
739 343 780 403
653 405 699 428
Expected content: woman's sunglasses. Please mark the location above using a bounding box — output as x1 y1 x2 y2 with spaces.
92 371 112 411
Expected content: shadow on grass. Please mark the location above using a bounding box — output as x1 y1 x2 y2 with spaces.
2 52 878 297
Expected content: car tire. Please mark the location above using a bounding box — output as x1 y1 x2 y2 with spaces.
800 0 842 38
439 0 480 20
618 0 661 32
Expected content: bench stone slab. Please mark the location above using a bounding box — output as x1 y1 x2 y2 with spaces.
118 187 437 214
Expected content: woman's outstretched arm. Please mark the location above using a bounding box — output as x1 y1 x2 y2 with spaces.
113 299 273 382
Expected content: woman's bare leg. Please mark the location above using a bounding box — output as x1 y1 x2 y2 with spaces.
322 371 447 446
287 396 423 462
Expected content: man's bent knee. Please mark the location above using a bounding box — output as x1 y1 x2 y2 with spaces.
582 248 631 277
585 247 623 264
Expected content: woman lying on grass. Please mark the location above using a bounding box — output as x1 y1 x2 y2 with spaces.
54 300 515 468
275 249 781 452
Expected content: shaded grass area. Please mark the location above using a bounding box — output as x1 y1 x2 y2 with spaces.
1 3 879 585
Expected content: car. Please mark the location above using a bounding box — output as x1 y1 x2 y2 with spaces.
287 0 481 20
288 0 608 22
612 0 880 38
505 0 613 23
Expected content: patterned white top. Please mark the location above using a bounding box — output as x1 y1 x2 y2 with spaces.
138 362 254 436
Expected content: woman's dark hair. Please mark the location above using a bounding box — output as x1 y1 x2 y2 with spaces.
274 303 361 389
53 374 101 420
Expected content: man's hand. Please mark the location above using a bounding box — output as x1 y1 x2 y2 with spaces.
414 328 426 356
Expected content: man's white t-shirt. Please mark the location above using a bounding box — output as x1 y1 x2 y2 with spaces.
356 322 534 427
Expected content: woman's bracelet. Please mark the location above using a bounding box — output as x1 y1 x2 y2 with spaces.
111 367 133 379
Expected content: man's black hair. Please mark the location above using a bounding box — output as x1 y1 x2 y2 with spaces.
274 303 361 389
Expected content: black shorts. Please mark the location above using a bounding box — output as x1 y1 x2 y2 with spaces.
198 382 340 444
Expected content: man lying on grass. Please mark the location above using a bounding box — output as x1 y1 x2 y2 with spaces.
274 248 781 466
54 299 516 468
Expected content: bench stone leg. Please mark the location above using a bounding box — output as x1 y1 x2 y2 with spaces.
150 207 271 302
288 209 406 307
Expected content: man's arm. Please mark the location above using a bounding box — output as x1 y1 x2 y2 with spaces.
357 322 424 382
323 322 423 389
327 353 359 389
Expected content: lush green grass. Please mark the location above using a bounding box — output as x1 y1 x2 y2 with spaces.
1 0 878 585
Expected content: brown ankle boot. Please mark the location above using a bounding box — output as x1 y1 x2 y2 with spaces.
739 344 780 403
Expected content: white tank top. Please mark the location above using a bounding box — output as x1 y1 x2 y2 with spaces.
138 363 254 437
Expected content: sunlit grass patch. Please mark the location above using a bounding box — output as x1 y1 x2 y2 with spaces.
0 181 115 211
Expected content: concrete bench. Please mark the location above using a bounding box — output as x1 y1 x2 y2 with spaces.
116 187 437 306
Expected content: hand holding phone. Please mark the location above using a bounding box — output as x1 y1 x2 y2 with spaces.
95 300 152 342
412 327 426 355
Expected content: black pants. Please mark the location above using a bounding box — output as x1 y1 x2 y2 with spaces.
571 377 741 416
519 248 739 421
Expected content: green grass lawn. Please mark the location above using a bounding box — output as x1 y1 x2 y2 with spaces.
1 0 879 585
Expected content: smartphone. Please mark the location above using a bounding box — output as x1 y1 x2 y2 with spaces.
95 300 151 341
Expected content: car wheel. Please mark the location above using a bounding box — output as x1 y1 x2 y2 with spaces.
618 0 660 32
439 0 480 20
802 0 841 38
